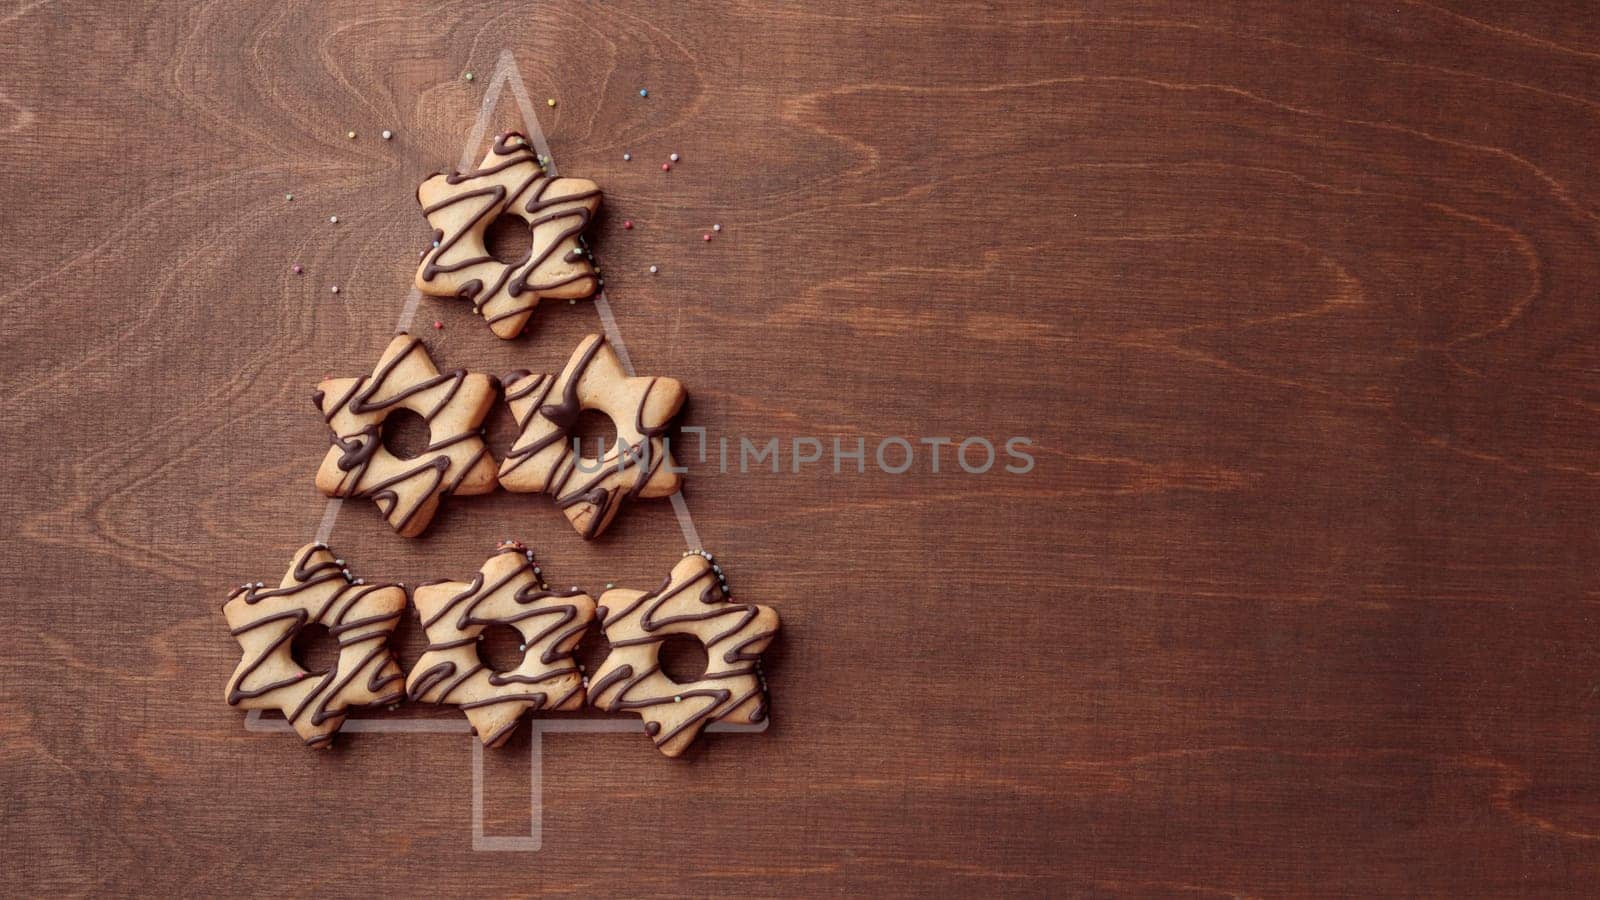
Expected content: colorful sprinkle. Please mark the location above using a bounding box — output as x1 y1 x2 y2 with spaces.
703 234 712 241
433 320 443 329
638 88 648 97
547 98 556 107
291 265 302 274
623 220 633 229
661 163 671 172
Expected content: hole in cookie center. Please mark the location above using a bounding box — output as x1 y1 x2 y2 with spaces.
658 634 709 684
485 214 532 266
570 409 619 457
291 624 339 676
382 409 431 459
480 624 527 672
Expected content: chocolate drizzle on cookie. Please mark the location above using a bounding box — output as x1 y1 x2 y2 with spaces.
415 132 602 339
587 555 779 757
313 334 498 537
499 334 686 539
222 544 406 749
406 546 596 748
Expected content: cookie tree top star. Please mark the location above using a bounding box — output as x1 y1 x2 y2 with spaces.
415 132 602 339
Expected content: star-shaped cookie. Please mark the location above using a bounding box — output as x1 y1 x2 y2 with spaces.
588 554 779 757
313 333 498 537
499 334 686 539
222 543 406 748
415 132 602 339
406 543 596 747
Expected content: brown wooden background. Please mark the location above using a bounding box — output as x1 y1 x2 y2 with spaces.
5 1 1600 895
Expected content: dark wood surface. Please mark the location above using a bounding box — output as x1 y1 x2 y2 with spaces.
5 1 1600 895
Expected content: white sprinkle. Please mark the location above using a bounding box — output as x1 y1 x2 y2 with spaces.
713 223 722 232
622 152 631 161
382 129 393 140
329 215 338 224
648 265 658 274
330 286 340 294
673 696 682 703
347 130 356 140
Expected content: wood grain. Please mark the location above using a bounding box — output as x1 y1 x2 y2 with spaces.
5 1 1600 895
